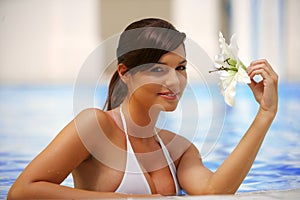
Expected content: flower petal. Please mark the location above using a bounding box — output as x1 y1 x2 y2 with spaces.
229 34 239 58
236 67 251 84
214 54 227 64
224 78 237 106
219 32 230 56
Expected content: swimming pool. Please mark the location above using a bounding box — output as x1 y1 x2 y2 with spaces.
0 83 300 198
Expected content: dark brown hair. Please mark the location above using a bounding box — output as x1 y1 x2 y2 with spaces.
104 18 186 110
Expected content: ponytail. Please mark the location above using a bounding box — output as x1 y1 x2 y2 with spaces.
103 70 128 110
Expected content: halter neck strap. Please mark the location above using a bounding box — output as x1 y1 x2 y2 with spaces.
119 104 158 138
119 104 128 137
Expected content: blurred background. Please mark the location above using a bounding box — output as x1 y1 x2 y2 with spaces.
1 0 300 197
0 0 299 84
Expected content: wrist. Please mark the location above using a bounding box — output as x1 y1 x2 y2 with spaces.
257 107 277 121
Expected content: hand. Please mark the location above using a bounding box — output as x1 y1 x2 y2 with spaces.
247 59 278 115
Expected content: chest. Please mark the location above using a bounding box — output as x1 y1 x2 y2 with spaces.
73 152 177 195
73 124 178 194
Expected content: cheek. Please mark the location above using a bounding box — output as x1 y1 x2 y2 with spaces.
130 83 161 99
127 76 145 94
128 75 161 92
179 72 188 88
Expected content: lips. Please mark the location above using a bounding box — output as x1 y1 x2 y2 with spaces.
158 91 179 100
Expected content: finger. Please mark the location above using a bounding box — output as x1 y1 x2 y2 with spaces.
249 60 279 85
249 59 277 76
248 68 270 81
249 59 270 68
247 63 272 77
248 78 257 91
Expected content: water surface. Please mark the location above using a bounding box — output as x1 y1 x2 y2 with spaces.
0 83 299 198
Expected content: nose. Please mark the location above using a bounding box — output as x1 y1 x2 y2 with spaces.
164 69 181 92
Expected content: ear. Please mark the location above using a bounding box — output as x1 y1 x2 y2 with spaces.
118 63 129 83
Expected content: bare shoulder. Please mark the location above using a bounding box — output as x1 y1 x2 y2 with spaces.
75 108 110 125
74 108 114 135
74 108 126 152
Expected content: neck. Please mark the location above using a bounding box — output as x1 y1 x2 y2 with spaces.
120 98 161 138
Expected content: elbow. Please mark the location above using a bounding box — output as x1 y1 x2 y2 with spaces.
188 184 237 196
7 185 22 200
204 185 237 195
8 181 32 200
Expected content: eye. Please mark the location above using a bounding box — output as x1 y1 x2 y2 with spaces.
176 65 186 71
150 66 165 72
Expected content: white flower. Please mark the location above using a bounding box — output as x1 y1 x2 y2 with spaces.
210 32 251 106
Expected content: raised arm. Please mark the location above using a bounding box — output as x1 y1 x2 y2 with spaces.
177 59 278 194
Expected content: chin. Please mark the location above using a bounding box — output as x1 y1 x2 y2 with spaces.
164 105 178 112
152 101 179 112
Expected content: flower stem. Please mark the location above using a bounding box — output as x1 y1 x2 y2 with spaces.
240 61 248 71
209 68 221 73
209 66 238 73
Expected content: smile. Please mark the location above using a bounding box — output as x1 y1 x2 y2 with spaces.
158 92 179 100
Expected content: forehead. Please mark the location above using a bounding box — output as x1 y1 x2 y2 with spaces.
158 44 186 63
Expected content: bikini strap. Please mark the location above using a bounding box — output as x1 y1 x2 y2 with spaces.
155 130 181 194
120 104 180 194
119 104 129 139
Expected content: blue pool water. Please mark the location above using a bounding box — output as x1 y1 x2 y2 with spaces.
0 83 300 198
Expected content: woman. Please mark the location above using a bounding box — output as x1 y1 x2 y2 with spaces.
8 18 278 198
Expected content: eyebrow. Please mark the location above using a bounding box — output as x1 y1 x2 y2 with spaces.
157 59 187 65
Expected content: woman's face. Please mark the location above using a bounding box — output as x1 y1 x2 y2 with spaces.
126 44 187 111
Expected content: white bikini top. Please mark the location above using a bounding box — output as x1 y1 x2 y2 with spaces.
115 104 180 195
